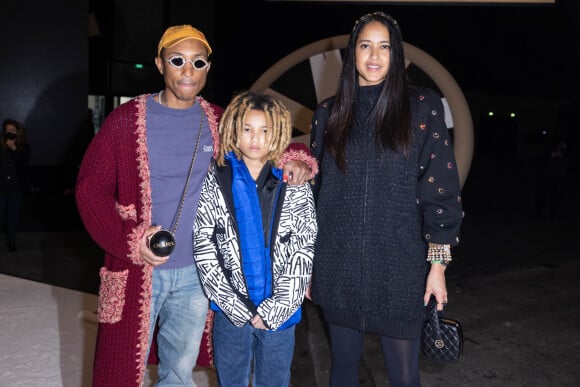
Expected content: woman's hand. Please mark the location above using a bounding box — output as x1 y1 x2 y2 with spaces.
6 138 17 151
423 263 448 311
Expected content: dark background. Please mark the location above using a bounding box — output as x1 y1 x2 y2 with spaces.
0 0 578 231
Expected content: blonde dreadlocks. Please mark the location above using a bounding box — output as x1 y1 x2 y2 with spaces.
217 91 292 166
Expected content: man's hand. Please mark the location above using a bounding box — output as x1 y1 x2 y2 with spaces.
139 225 170 266
282 160 310 185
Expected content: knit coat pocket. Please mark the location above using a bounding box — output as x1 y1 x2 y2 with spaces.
97 267 129 324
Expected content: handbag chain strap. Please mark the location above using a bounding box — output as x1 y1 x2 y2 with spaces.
169 108 205 235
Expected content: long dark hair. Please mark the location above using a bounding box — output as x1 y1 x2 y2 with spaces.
326 11 411 172
1 119 27 151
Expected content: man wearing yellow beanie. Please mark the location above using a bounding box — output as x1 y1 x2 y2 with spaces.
76 24 317 386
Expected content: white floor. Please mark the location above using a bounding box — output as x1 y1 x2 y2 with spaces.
0 274 217 387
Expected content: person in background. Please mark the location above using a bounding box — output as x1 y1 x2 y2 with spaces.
194 91 317 387
0 119 30 252
75 25 316 386
535 139 568 219
308 11 463 387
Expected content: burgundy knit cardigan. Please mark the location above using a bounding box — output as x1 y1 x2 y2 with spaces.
76 94 317 386
76 95 220 386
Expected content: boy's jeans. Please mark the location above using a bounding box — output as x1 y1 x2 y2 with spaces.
213 310 295 387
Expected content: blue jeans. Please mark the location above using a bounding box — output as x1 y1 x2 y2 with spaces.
148 264 208 386
212 311 295 387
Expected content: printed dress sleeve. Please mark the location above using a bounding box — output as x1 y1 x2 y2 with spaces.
308 98 333 200
416 91 463 246
278 97 332 183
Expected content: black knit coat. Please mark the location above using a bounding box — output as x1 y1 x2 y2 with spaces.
309 85 463 339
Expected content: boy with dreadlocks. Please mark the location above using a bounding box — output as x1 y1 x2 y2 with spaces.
193 90 317 386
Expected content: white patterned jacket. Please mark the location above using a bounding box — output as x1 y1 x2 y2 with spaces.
194 161 317 330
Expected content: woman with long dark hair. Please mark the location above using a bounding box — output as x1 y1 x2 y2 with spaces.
308 12 463 386
0 119 30 251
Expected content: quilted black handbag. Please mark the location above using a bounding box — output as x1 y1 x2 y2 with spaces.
421 297 463 362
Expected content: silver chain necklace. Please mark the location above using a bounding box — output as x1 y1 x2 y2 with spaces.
168 106 205 235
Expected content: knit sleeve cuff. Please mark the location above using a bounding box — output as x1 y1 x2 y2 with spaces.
278 143 319 180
